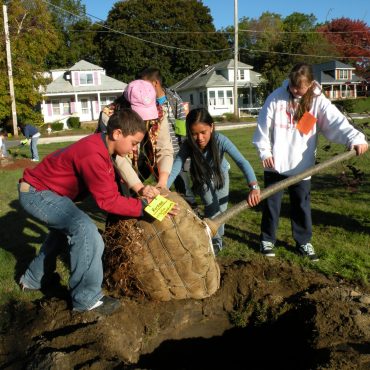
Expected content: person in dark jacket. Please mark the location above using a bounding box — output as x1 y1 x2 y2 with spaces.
18 123 41 161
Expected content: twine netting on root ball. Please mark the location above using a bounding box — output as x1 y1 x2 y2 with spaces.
103 192 221 301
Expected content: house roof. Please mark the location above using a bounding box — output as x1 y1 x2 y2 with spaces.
171 59 263 91
312 60 362 84
313 60 355 71
69 60 103 71
45 74 126 94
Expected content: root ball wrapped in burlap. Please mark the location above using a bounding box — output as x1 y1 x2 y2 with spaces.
103 192 220 301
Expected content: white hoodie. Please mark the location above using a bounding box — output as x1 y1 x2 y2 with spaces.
253 80 367 176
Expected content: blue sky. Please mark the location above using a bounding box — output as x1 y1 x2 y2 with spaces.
81 0 369 28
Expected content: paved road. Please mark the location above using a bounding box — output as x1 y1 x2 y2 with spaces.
6 121 257 147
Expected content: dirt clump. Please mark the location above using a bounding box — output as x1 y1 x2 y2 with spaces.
0 258 369 370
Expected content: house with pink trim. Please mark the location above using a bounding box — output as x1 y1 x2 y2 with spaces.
41 60 126 124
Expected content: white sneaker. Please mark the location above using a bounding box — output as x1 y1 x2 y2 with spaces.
31 159 39 162
260 241 275 257
298 243 319 261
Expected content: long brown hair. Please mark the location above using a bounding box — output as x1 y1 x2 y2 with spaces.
289 63 317 121
186 108 224 190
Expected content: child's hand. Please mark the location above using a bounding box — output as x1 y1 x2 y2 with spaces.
138 185 160 203
247 189 260 207
262 156 275 169
352 143 368 156
167 204 180 217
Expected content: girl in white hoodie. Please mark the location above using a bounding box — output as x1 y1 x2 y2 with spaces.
253 63 368 260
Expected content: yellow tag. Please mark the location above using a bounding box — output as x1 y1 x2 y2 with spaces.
144 195 175 221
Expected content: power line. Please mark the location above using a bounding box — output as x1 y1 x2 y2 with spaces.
41 0 369 59
239 29 370 34
29 28 370 35
240 47 367 59
42 0 233 53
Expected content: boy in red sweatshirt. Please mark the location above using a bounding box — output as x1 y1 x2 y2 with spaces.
18 109 157 314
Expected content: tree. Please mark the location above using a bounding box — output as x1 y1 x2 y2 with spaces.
0 0 59 124
44 0 100 68
66 20 102 66
228 12 339 95
261 13 337 91
97 0 230 85
232 12 284 72
317 18 370 75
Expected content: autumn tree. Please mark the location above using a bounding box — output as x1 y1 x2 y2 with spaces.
0 0 59 124
97 0 230 85
317 18 370 75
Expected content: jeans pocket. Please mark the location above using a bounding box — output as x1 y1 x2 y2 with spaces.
19 189 50 224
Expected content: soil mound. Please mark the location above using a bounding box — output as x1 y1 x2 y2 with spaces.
1 258 369 369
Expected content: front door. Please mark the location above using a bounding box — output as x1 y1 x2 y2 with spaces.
80 98 93 121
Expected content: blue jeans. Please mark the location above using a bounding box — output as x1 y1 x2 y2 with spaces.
30 136 39 160
199 170 229 252
18 184 104 311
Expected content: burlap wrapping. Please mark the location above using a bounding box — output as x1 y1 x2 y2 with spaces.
103 192 220 301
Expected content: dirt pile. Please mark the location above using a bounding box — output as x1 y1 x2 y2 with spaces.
1 258 369 369
0 157 37 171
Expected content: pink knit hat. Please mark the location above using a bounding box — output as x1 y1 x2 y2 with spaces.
124 80 158 120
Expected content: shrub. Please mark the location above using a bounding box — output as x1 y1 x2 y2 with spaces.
213 115 226 122
52 122 64 131
223 113 241 122
68 116 80 129
334 99 356 113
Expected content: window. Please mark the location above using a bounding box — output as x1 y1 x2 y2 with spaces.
217 90 225 105
203 92 208 106
52 100 60 115
209 91 216 105
79 72 93 85
227 90 233 105
81 99 89 114
62 101 70 115
338 70 349 79
239 70 245 80
190 94 194 105
199 92 203 105
100 96 116 111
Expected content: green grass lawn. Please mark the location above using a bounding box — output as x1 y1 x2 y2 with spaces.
0 127 369 307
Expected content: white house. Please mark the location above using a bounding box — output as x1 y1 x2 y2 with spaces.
171 59 264 116
41 60 126 124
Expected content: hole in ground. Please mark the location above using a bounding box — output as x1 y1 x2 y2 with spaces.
135 302 329 370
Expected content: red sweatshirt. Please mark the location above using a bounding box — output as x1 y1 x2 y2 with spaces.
22 133 143 217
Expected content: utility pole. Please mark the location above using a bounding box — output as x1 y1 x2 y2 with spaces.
233 0 239 118
3 5 18 137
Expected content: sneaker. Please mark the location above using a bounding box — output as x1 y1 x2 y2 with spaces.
19 281 39 292
31 159 39 162
298 243 319 261
260 241 275 257
19 276 39 292
75 296 121 315
212 239 223 255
